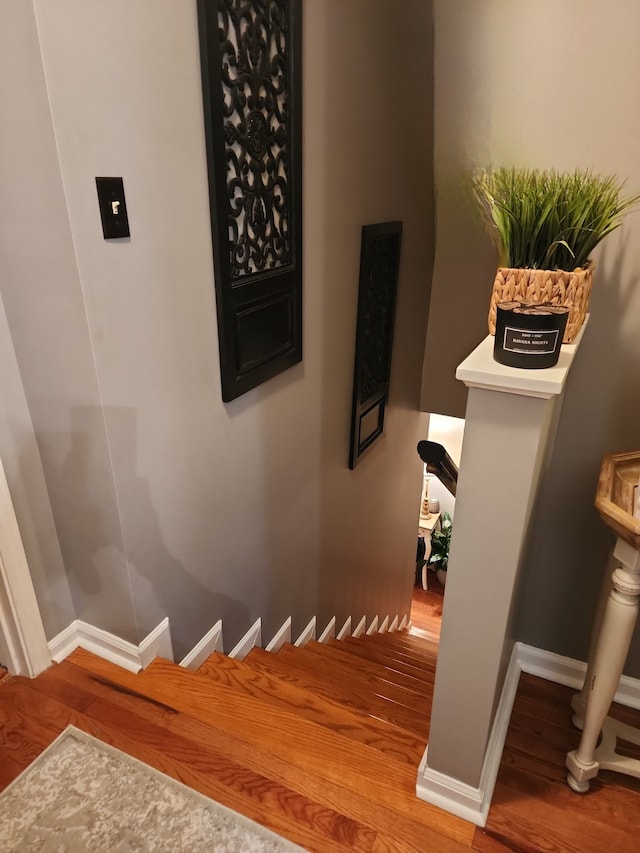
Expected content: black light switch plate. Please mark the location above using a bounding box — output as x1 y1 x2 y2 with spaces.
96 177 130 239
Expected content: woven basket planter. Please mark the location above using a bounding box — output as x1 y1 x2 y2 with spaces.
488 261 594 344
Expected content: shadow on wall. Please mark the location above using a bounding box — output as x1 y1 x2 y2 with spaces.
51 405 248 661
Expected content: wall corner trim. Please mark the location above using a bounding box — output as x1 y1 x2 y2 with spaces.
0 458 51 678
48 617 174 674
179 620 223 670
416 643 521 827
229 618 262 660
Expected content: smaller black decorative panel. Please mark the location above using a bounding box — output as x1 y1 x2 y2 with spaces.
349 222 402 469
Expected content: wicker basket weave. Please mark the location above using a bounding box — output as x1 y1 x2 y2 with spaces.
488 261 594 344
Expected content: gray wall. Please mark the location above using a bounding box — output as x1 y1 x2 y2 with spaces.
0 0 434 660
424 0 640 676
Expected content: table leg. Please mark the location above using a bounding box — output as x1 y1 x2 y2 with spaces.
566 538 640 792
421 532 433 590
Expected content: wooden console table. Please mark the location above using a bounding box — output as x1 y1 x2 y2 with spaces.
418 512 441 590
566 451 640 792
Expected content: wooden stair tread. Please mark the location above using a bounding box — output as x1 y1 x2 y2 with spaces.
251 644 432 705
66 649 452 835
407 626 441 644
344 632 438 658
276 643 433 707
364 631 440 661
245 648 430 737
283 638 433 682
271 644 433 712
331 638 437 681
289 641 434 697
196 652 425 765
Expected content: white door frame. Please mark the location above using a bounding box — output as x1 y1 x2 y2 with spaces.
0 457 51 677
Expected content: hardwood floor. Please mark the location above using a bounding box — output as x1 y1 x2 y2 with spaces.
410 576 444 641
2 632 640 851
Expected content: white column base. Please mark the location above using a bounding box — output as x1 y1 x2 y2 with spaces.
416 643 521 827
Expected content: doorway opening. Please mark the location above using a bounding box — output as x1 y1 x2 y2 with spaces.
410 413 465 643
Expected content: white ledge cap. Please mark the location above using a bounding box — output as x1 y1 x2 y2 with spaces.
456 317 588 399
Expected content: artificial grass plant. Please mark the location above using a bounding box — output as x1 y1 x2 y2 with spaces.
473 167 640 271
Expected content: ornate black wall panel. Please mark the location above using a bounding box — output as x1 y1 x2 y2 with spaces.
198 0 302 401
349 222 403 469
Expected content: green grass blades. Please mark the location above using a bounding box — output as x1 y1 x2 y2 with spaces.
472 167 640 270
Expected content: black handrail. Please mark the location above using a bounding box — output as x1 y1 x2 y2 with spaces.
417 440 458 497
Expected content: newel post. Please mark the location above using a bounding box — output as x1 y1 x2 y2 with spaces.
416 325 588 826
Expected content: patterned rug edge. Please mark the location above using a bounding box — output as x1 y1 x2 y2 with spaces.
0 725 305 852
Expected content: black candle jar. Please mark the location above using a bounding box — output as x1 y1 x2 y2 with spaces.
493 301 569 369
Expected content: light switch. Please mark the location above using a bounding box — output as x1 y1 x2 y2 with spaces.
96 177 130 239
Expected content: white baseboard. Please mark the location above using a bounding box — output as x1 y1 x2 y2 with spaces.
416 643 521 827
229 618 262 660
379 615 389 633
294 616 316 647
140 618 174 668
179 620 223 670
48 617 173 674
517 641 640 710
388 615 399 632
266 617 292 652
366 615 379 635
318 617 336 644
353 615 366 638
416 753 485 826
337 616 351 640
399 614 408 630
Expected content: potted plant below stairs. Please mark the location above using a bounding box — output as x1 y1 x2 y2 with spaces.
473 167 640 344
429 512 452 588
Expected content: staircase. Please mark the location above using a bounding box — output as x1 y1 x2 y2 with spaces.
12 628 474 851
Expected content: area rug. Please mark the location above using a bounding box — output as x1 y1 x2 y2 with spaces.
0 726 305 852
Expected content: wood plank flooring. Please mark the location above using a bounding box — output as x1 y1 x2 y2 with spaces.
410 578 444 641
2 628 640 851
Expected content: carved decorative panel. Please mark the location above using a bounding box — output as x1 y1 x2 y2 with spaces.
349 222 403 469
198 0 302 402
